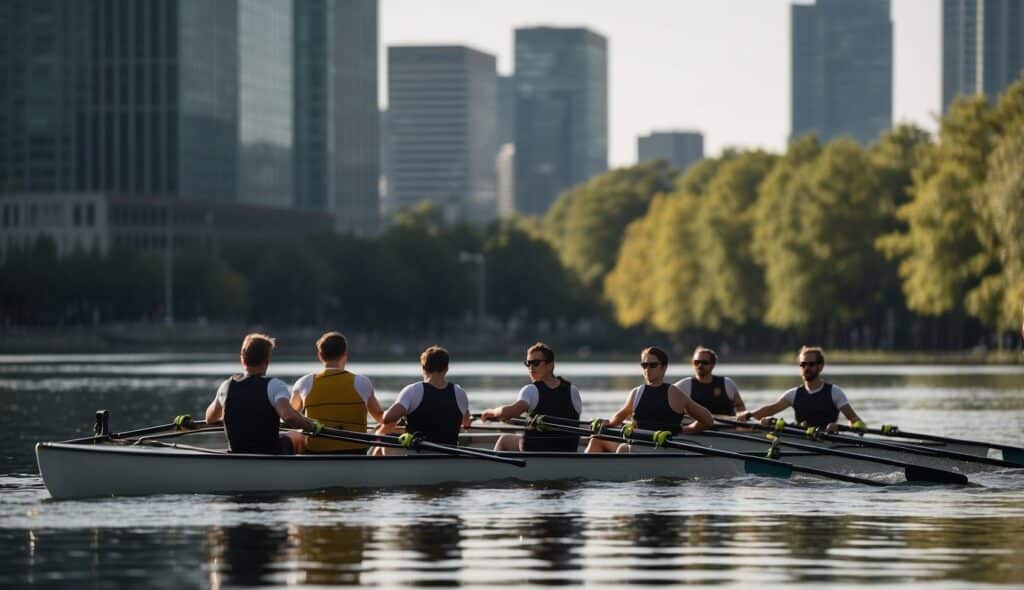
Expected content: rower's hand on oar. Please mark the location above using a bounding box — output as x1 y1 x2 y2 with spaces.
734 411 753 422
825 422 839 434
375 422 399 435
479 409 501 422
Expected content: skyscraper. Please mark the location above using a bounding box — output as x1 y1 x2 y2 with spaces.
388 45 498 224
790 0 892 145
0 0 241 199
514 27 607 215
239 0 293 207
943 0 1024 111
637 131 704 172
294 0 379 235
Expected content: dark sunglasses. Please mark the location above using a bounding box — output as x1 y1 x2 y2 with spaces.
524 359 548 368
639 362 662 369
692 359 712 366
798 361 820 368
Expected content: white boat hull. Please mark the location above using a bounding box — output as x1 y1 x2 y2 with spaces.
36 442 749 500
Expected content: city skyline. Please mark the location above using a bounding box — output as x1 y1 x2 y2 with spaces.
380 0 942 167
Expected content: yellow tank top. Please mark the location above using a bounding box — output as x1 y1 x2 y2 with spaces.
303 370 368 453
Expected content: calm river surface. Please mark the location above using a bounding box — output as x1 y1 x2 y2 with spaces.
2 355 1024 588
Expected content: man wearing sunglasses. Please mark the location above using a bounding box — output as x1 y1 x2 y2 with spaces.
673 347 746 416
585 346 714 453
480 342 583 452
736 346 864 432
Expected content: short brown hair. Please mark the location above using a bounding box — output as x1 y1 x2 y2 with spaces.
316 331 348 361
798 346 825 364
527 342 554 363
420 345 450 373
693 346 718 364
241 333 275 366
642 346 668 366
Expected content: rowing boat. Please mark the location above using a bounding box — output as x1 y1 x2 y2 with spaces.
36 439 751 500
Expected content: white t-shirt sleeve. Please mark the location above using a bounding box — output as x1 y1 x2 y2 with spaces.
831 385 851 409
673 377 694 398
779 387 800 405
266 378 291 406
517 384 540 412
395 382 424 414
292 373 315 401
629 386 644 412
570 385 582 414
454 384 469 415
214 377 232 405
723 377 739 401
354 374 373 403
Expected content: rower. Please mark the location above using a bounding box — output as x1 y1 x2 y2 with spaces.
205 333 321 454
290 331 384 454
736 346 865 433
373 345 470 455
480 342 583 452
672 346 746 416
586 346 714 453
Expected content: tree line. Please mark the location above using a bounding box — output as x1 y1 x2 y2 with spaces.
3 78 1023 351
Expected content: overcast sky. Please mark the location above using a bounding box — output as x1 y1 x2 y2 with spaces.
380 0 941 167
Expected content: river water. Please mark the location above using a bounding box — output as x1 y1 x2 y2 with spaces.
2 355 1023 588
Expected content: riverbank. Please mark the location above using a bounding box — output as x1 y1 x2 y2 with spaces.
2 324 1021 364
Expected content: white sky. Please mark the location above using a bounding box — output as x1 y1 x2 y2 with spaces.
380 0 941 167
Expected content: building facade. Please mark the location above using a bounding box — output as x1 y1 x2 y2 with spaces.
0 0 243 200
791 0 892 145
637 131 704 172
943 0 1024 111
388 45 498 224
514 27 608 215
294 0 379 235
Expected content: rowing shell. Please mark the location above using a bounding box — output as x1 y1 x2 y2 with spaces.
36 441 751 500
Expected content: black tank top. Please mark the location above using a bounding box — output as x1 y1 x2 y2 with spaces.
633 383 686 434
793 383 839 427
223 375 281 454
405 383 462 446
523 378 581 452
689 376 735 415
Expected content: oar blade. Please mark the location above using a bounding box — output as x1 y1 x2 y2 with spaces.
904 465 968 485
1002 448 1024 467
744 460 792 479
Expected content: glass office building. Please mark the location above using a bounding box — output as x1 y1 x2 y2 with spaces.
791 0 892 145
294 0 379 235
514 27 607 215
943 0 1024 111
0 0 241 200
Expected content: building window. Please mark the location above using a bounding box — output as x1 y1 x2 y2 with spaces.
73 203 82 226
86 203 95 226
1 205 8 227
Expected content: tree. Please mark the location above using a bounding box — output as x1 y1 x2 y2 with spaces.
544 161 677 291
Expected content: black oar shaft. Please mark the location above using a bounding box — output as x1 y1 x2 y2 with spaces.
63 419 210 444
509 417 887 487
839 425 1024 463
704 429 968 485
314 426 526 467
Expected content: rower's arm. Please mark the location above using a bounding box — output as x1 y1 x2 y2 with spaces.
274 398 318 431
669 386 714 432
205 398 223 424
731 389 747 413
366 393 385 424
380 403 407 426
482 400 530 421
739 397 792 422
607 390 636 426
838 404 862 425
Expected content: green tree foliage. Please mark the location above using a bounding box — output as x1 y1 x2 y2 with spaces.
688 150 776 329
877 97 993 319
483 216 591 322
544 160 677 290
754 137 893 337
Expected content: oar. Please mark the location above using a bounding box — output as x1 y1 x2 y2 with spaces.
509 415 889 487
754 418 1021 469
833 423 1024 466
64 414 208 444
705 425 968 485
306 426 527 467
